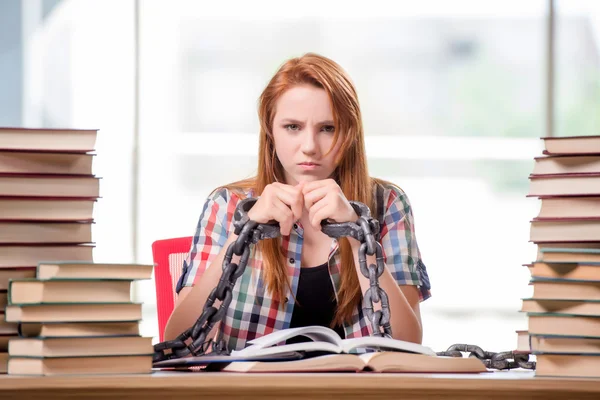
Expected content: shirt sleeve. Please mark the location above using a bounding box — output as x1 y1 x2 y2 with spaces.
175 188 235 294
379 185 432 301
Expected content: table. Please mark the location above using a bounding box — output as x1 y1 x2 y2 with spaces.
1 370 599 399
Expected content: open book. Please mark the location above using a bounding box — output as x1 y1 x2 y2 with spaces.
153 326 487 374
226 325 486 373
230 325 437 357
223 351 488 373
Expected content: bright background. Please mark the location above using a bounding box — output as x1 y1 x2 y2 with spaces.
1 0 599 352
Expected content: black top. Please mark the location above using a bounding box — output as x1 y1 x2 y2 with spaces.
286 261 346 344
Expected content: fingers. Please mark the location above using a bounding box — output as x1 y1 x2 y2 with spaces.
272 197 295 235
253 180 347 235
279 191 303 221
272 183 303 220
302 185 329 211
302 179 337 206
303 179 355 226
301 180 328 196
265 183 303 234
308 199 330 231
274 182 300 196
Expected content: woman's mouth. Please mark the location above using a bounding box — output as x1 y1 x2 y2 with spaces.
298 162 320 170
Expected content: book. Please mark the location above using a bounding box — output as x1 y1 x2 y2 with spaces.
528 261 600 281
8 355 152 376
152 352 305 369
541 135 600 155
4 303 142 323
0 174 100 197
530 218 600 242
536 354 600 378
36 262 154 280
9 336 153 357
222 352 488 373
8 279 132 304
0 221 92 244
230 325 436 358
535 243 600 261
19 321 140 338
528 314 600 337
539 247 600 263
0 268 36 290
516 330 530 352
0 245 93 267
525 135 600 379
521 298 600 316
0 151 94 175
531 334 600 354
528 173 600 197
532 155 600 175
0 127 97 153
0 352 6 374
536 197 600 219
0 335 14 351
0 291 6 309
531 279 600 300
0 315 17 335
0 198 95 221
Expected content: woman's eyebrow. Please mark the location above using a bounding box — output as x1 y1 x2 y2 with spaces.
280 118 303 124
279 118 334 125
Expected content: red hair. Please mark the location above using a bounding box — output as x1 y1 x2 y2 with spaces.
224 53 383 325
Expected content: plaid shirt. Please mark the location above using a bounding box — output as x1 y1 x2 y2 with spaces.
177 182 431 351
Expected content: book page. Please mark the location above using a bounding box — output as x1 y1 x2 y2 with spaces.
223 354 366 373
240 326 343 351
340 336 436 356
231 341 341 357
358 352 487 373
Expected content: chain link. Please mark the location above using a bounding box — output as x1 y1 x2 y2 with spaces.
437 344 536 370
357 228 391 336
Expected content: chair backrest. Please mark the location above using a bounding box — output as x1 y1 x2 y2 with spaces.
152 236 193 342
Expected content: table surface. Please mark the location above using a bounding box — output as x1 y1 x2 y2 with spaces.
1 370 600 400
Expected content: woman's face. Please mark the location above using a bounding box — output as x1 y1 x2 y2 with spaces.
272 84 341 186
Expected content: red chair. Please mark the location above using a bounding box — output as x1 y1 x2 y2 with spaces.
152 236 193 342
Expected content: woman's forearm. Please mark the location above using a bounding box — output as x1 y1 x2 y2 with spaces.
349 239 422 343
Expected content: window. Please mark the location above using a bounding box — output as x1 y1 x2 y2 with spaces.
3 0 139 331
5 0 597 353
556 0 600 137
138 0 546 350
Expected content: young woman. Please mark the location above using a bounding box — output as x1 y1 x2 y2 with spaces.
164 53 431 352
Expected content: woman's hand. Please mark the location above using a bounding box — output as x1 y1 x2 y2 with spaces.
247 182 304 236
302 179 358 230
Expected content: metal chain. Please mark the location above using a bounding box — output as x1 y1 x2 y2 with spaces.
153 196 533 369
437 344 536 370
321 201 391 337
153 198 388 362
153 198 280 363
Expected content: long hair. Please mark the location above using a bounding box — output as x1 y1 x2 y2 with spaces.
223 53 380 326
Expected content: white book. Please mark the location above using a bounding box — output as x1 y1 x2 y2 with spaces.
231 325 436 357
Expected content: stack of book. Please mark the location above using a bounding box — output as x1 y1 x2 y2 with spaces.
523 135 600 378
5 261 154 375
0 127 102 373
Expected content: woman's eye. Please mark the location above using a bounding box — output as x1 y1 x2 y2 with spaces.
321 125 335 133
285 124 300 131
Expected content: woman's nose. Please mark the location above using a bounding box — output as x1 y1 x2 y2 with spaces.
301 129 317 154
